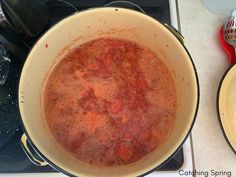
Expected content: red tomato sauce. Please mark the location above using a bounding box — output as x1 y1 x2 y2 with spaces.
43 38 177 166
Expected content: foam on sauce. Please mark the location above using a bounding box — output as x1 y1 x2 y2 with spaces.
43 37 177 166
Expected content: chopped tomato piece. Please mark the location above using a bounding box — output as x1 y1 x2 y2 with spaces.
123 132 133 140
69 132 86 153
88 60 100 71
97 65 110 79
111 117 122 128
99 134 111 142
82 112 107 133
103 53 112 67
116 145 133 163
138 129 153 142
121 115 129 124
109 100 122 114
74 69 82 78
126 120 141 135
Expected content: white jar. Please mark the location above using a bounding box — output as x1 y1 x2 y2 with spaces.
203 0 236 15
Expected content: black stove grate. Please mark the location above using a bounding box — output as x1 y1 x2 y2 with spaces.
0 0 183 173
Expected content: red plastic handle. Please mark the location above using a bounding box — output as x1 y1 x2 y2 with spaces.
219 26 235 64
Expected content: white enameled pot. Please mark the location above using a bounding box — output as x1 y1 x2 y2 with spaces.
18 7 199 177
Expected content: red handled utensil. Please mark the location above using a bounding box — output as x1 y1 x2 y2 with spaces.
220 8 236 64
219 25 235 64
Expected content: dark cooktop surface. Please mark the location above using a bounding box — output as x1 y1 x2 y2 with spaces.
0 0 184 174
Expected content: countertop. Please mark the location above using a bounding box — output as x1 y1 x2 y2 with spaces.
178 0 236 176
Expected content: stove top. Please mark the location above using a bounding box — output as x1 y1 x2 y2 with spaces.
0 0 184 174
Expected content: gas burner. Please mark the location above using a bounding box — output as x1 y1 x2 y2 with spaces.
46 0 78 25
0 44 10 85
0 45 22 150
23 0 78 47
104 1 145 13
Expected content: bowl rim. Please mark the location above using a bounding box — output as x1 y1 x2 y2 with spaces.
217 62 236 154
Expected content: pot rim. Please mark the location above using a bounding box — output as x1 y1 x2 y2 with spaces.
18 7 200 177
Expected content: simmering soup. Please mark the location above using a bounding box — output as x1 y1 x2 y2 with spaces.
42 37 177 167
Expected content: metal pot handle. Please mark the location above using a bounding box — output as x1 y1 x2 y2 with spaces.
163 23 184 45
21 133 48 166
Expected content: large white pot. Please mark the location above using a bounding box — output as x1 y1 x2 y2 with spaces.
18 7 199 177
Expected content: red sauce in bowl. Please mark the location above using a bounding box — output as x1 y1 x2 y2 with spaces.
43 37 177 166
